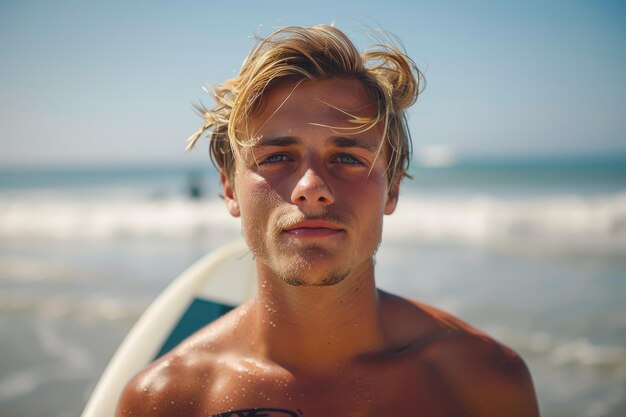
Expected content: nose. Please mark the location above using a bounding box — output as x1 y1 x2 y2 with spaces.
291 168 335 208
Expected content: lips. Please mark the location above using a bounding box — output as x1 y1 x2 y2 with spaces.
283 219 344 238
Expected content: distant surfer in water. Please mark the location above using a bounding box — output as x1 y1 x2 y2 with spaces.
117 25 539 416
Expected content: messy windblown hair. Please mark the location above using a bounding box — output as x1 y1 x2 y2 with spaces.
187 24 423 187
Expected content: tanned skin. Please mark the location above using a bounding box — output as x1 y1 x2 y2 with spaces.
117 78 539 417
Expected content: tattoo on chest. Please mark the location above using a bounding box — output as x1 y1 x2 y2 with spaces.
211 408 301 417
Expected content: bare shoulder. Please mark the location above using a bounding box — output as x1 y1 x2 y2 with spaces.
115 306 245 417
380 291 539 417
115 351 201 416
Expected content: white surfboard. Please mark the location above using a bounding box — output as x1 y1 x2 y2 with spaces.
81 240 257 417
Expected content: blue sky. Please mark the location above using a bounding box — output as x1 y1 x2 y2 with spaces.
1 0 625 167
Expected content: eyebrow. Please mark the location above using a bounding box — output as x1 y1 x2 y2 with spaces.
254 136 300 147
255 135 379 153
330 136 379 153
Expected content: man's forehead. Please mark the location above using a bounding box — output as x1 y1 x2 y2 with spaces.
241 77 381 144
253 77 378 120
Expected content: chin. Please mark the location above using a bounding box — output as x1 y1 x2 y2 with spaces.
280 270 350 287
269 249 352 287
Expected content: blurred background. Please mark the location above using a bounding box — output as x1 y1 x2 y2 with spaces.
1 1 625 416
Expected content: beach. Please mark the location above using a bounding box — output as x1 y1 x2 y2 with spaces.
1 158 625 417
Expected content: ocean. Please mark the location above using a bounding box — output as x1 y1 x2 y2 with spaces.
0 156 625 417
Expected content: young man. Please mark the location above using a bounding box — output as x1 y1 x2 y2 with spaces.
117 25 539 416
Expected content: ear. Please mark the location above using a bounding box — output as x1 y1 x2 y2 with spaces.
220 170 240 217
384 176 401 215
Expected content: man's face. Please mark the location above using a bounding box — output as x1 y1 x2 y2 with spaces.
221 77 399 286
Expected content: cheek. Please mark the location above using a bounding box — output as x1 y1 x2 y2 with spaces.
345 174 389 208
236 175 281 222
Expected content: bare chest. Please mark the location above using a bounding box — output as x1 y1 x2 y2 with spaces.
194 360 458 417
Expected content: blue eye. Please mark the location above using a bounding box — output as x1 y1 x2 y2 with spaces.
334 154 362 165
261 154 290 164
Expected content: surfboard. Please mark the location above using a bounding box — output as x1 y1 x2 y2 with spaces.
81 240 256 417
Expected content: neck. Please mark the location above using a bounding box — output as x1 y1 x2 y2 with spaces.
248 259 387 374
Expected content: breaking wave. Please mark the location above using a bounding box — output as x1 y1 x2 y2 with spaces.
1 192 625 253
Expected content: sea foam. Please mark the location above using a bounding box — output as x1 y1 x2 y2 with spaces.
1 193 625 253
385 192 626 253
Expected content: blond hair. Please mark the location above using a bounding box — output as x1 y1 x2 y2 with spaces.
187 24 423 186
